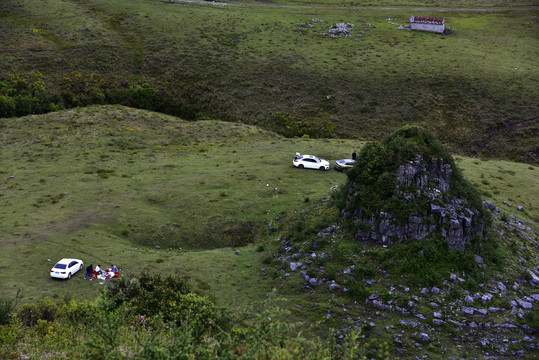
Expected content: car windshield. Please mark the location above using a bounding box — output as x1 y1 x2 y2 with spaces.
54 264 67 269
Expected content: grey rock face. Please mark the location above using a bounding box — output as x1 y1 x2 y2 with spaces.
527 270 539 287
343 156 486 250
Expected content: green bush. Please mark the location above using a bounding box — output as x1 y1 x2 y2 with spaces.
0 323 21 347
0 290 22 325
354 265 377 280
103 272 227 332
17 297 57 327
520 310 539 331
0 95 16 117
58 298 99 327
345 279 372 301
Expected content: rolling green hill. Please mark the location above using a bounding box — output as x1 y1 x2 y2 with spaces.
0 106 538 359
1 0 537 162
1 0 538 358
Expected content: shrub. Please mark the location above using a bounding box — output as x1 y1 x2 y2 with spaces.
0 95 16 117
103 272 227 333
0 323 21 347
17 297 57 327
58 298 99 327
354 265 377 280
345 279 372 301
520 310 539 331
0 290 22 325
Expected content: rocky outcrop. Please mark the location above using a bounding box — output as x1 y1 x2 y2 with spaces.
342 155 486 250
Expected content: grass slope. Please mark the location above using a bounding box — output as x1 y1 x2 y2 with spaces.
0 0 537 162
1 105 537 307
0 105 359 303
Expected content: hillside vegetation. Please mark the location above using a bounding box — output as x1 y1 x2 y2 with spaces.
0 106 538 359
1 0 538 358
0 0 537 162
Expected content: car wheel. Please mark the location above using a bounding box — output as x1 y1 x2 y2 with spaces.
298 164 304 169
319 166 325 171
68 273 71 279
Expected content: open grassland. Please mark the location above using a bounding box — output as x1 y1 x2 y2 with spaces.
0 105 358 303
0 0 537 162
1 106 537 308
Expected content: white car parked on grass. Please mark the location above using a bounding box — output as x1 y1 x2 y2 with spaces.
50 258 84 279
293 153 330 171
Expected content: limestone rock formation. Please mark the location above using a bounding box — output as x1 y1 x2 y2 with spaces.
338 126 489 251
342 155 485 250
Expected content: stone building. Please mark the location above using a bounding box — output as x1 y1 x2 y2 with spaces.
409 16 445 34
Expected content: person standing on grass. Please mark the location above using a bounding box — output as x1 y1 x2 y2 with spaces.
352 150 357 161
84 264 93 280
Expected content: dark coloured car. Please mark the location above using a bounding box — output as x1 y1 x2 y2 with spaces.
334 159 355 172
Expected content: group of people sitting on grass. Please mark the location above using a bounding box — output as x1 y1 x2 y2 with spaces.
84 263 119 280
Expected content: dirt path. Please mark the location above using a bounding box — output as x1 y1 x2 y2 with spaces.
169 0 539 12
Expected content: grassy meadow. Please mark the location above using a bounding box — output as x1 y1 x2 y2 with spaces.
0 0 538 357
1 105 537 307
0 0 537 162
0 105 360 304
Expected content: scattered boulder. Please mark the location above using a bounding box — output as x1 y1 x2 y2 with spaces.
327 23 355 38
289 262 301 271
418 333 430 342
328 281 340 291
481 294 493 304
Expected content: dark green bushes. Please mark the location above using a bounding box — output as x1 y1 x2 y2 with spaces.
345 279 372 301
378 236 496 286
103 272 227 332
0 290 22 325
0 72 206 121
17 297 58 327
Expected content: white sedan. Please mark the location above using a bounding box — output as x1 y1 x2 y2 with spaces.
50 258 84 279
293 153 330 170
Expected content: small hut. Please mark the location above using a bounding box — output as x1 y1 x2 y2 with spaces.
409 16 445 34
